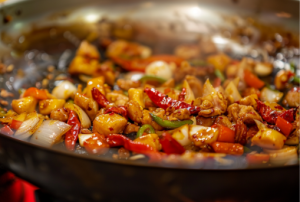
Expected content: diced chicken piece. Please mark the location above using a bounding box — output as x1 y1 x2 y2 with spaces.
124 123 140 134
125 100 143 123
50 108 69 122
106 92 129 107
196 116 216 127
214 115 232 129
76 40 100 59
238 94 258 109
227 103 262 125
93 113 127 136
117 79 141 91
168 108 190 121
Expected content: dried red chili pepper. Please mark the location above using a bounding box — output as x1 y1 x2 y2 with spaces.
106 134 156 153
178 88 186 101
256 100 296 124
65 110 81 151
91 87 110 108
104 106 128 119
234 119 247 145
159 132 185 154
144 88 200 115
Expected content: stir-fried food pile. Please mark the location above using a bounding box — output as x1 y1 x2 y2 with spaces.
0 40 299 167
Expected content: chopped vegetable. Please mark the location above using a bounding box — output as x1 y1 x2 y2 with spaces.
214 69 225 82
159 132 185 154
256 100 296 124
171 124 191 147
91 87 110 108
211 142 244 155
244 69 265 89
136 124 155 138
252 120 286 150
64 103 91 128
14 114 40 140
31 120 72 147
144 88 200 114
0 125 14 136
65 110 81 151
275 117 293 137
214 124 235 143
10 119 23 130
260 87 283 103
263 146 298 165
106 134 157 153
246 153 270 165
150 113 193 129
139 75 167 83
52 81 77 100
23 87 48 100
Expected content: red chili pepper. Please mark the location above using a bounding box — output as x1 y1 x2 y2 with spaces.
275 116 293 137
178 88 186 101
256 100 296 124
104 106 128 119
0 125 14 136
23 87 48 100
106 134 156 153
10 120 23 130
159 132 185 154
91 87 110 108
65 110 81 151
144 88 200 115
213 77 222 87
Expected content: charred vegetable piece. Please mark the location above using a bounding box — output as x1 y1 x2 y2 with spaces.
214 69 225 82
91 87 110 108
136 124 155 138
144 88 200 114
159 132 185 154
256 100 296 124
65 110 81 151
150 113 193 129
211 142 244 155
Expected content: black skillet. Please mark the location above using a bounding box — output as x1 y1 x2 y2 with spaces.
0 0 299 201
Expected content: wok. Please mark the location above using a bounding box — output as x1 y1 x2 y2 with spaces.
0 0 299 201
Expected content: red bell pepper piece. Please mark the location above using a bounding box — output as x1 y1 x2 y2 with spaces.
159 132 185 155
178 88 186 101
10 120 23 130
244 69 265 89
106 134 156 153
65 110 81 151
144 88 200 115
256 100 296 124
104 106 128 119
275 116 293 137
213 124 235 143
0 125 14 136
91 87 110 108
246 153 270 164
211 142 244 155
23 87 48 100
84 133 110 155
